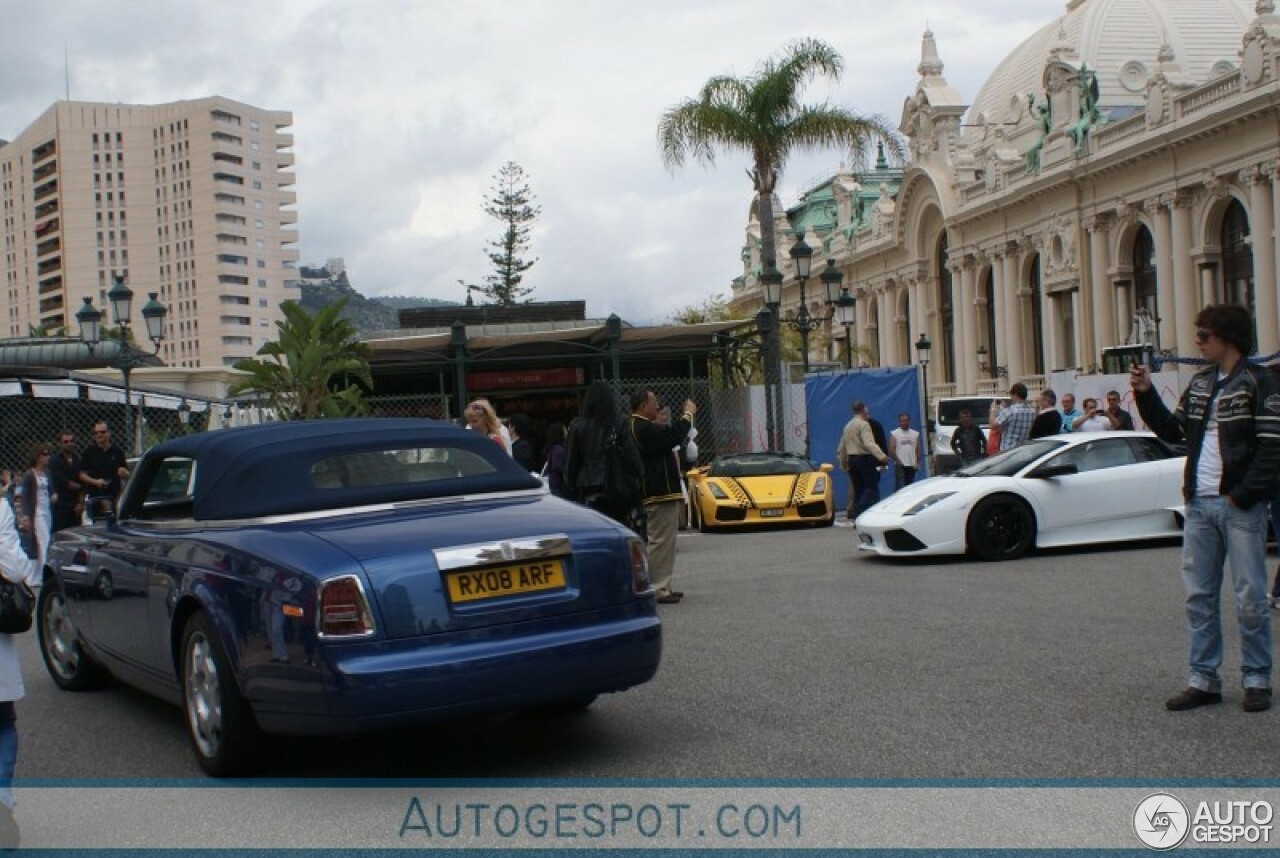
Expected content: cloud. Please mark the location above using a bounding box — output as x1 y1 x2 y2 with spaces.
0 0 1068 320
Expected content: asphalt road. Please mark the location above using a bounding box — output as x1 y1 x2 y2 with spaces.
15 524 1280 780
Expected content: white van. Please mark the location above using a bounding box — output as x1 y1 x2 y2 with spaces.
932 396 997 474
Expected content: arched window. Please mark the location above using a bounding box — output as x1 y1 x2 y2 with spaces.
937 233 955 383
1133 225 1157 322
1221 199 1254 318
1029 255 1045 375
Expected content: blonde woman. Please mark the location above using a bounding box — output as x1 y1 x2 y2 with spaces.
464 401 507 451
16 444 55 571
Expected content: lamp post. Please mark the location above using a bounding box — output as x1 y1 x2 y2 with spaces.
450 321 468 422
976 344 1007 379
76 275 167 456
786 235 815 375
836 288 856 369
605 313 623 385
759 262 784 452
916 333 932 464
177 399 192 434
755 306 776 453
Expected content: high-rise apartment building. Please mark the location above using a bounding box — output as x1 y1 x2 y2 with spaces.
0 96 299 367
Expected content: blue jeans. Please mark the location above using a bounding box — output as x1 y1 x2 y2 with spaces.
0 702 16 810
1181 497 1272 691
850 456 881 520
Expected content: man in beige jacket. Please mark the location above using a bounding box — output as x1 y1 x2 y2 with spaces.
837 400 890 521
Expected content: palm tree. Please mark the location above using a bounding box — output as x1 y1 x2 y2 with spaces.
229 298 373 421
658 37 902 275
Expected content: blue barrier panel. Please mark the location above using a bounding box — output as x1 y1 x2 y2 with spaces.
805 367 925 513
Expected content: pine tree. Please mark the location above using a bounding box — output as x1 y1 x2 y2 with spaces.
480 161 540 304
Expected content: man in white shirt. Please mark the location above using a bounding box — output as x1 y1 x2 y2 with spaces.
888 412 921 491
1072 398 1114 433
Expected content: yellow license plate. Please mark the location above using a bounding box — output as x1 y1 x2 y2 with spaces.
446 560 566 603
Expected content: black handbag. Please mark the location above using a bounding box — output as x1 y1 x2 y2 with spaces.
0 578 34 635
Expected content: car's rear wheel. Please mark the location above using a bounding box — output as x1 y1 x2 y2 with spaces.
37 584 108 691
181 613 259 777
966 494 1036 561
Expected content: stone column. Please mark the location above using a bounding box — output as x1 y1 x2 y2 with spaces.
1071 289 1084 368
1170 190 1197 356
1150 197 1177 351
1088 215 1116 352
1002 246 1024 378
958 258 978 392
1248 166 1279 355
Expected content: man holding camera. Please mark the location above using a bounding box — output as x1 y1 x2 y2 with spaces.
1132 304 1280 713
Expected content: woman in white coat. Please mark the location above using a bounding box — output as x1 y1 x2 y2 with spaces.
16 444 55 572
0 492 37 847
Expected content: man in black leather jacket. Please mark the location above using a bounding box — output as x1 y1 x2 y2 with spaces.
627 390 695 604
1133 304 1280 713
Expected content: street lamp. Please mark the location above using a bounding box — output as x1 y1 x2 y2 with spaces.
836 288 856 369
177 399 192 434
916 333 933 463
785 234 816 375
76 275 168 455
976 344 1007 378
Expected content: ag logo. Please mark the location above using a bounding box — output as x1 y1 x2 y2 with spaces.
1134 793 1190 850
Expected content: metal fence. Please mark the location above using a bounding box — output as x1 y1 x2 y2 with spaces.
0 393 230 475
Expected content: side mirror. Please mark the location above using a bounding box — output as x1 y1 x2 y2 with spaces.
1030 463 1078 479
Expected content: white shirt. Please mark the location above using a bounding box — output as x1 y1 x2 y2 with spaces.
1195 375 1226 497
1078 414 1111 433
0 499 36 701
890 427 920 468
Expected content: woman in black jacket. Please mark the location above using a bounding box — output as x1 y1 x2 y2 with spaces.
564 381 645 535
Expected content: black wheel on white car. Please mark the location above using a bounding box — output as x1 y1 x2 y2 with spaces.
181 612 260 777
37 584 108 691
966 494 1036 561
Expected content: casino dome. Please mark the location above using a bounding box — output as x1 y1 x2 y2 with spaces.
965 0 1254 135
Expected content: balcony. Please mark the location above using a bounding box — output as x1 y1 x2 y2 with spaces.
36 238 61 258
213 172 245 185
32 162 57 183
278 190 297 206
31 140 56 163
34 217 59 238
33 179 58 202
38 295 64 315
211 131 243 145
214 193 246 206
217 254 249 266
275 133 294 149
218 276 250 286
38 276 62 295
280 229 298 246
216 213 247 225
34 199 59 219
36 257 61 276
276 153 295 169
220 316 252 326
279 210 297 225
216 233 248 245
211 109 242 126
213 152 244 165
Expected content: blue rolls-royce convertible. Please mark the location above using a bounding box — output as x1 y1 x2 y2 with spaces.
37 419 661 775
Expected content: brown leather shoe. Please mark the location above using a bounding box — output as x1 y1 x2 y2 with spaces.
1165 687 1222 711
1244 688 1272 712
656 593 682 604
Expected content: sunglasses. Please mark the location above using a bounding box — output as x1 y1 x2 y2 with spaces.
1195 329 1213 344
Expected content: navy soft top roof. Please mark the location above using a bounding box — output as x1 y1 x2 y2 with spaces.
143 418 540 520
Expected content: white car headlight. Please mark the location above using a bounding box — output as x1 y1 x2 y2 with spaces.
708 483 729 499
903 492 956 516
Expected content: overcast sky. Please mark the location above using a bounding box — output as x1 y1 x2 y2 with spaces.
1 0 1068 323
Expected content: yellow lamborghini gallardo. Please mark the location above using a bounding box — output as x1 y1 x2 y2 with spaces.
686 452 835 532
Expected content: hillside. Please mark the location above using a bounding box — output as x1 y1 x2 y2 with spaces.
297 283 459 335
